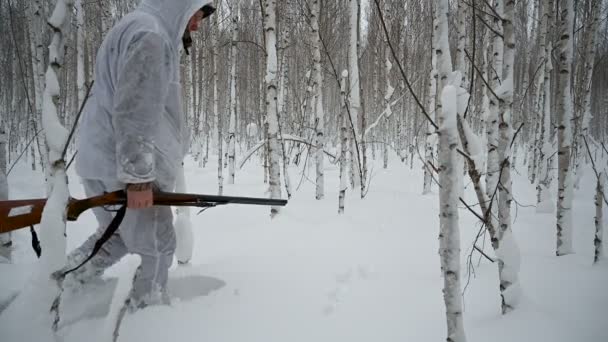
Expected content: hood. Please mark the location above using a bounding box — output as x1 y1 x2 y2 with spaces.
139 0 212 45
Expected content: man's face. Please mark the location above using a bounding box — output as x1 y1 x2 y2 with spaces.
188 10 205 32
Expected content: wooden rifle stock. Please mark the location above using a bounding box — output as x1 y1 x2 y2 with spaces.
0 191 287 234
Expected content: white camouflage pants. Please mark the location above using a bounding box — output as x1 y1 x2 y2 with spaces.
65 179 176 307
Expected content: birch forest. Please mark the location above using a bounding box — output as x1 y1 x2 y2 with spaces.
1 0 607 341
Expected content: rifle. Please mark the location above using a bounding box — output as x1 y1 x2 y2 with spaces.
0 190 288 234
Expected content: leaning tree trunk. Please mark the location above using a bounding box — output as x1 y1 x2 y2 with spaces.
556 0 574 256
310 0 325 200
263 0 283 217
435 0 466 340
496 0 521 314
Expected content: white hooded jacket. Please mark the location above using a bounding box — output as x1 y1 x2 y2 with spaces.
76 0 210 190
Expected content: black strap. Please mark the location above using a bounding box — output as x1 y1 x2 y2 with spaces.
30 225 41 258
62 204 127 276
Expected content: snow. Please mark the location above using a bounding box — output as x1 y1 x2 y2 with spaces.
100 255 140 342
0 155 607 342
440 85 458 131
462 119 483 170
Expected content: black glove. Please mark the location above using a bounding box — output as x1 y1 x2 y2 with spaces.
201 4 216 18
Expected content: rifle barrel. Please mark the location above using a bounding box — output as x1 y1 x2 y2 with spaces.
1 190 288 234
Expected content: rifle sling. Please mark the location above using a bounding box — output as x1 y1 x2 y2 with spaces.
62 204 127 276
30 225 41 258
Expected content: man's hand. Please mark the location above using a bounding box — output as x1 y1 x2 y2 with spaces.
126 182 154 209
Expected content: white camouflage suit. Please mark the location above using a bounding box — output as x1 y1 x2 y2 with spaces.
68 0 211 306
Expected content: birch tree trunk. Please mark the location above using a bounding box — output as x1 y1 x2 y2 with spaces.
263 0 283 217
174 163 193 265
29 0 48 172
496 0 521 314
436 1 466 340
382 0 393 170
213 9 223 195
0 119 10 262
348 0 362 194
594 172 604 264
228 14 238 185
574 0 600 184
486 0 504 230
423 15 437 195
339 71 349 214
0 1 77 338
75 0 86 110
556 0 574 256
310 0 325 200
536 0 555 213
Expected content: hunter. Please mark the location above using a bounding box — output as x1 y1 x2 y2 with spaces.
64 0 215 309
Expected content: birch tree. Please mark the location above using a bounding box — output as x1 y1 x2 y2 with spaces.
423 12 437 195
435 0 466 340
349 0 363 196
486 0 503 224
594 172 604 264
556 0 574 256
0 118 9 262
263 0 283 217
228 13 238 185
310 0 325 200
213 4 223 195
495 0 522 314
536 0 555 213
339 71 349 214
573 0 601 187
2 0 74 338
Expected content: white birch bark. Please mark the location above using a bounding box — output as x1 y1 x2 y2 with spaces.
310 0 325 200
174 163 193 265
339 71 349 214
75 0 86 113
496 0 522 314
348 0 362 192
436 1 466 340
486 0 503 230
29 0 48 172
0 119 10 261
228 14 238 185
1 1 75 338
382 0 393 170
263 0 283 217
278 25 292 199
536 0 555 213
556 0 574 256
537 41 555 213
594 172 604 264
423 18 437 195
455 0 467 85
213 9 223 195
574 0 601 186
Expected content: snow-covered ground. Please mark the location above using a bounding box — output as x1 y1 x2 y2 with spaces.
1 153 607 342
